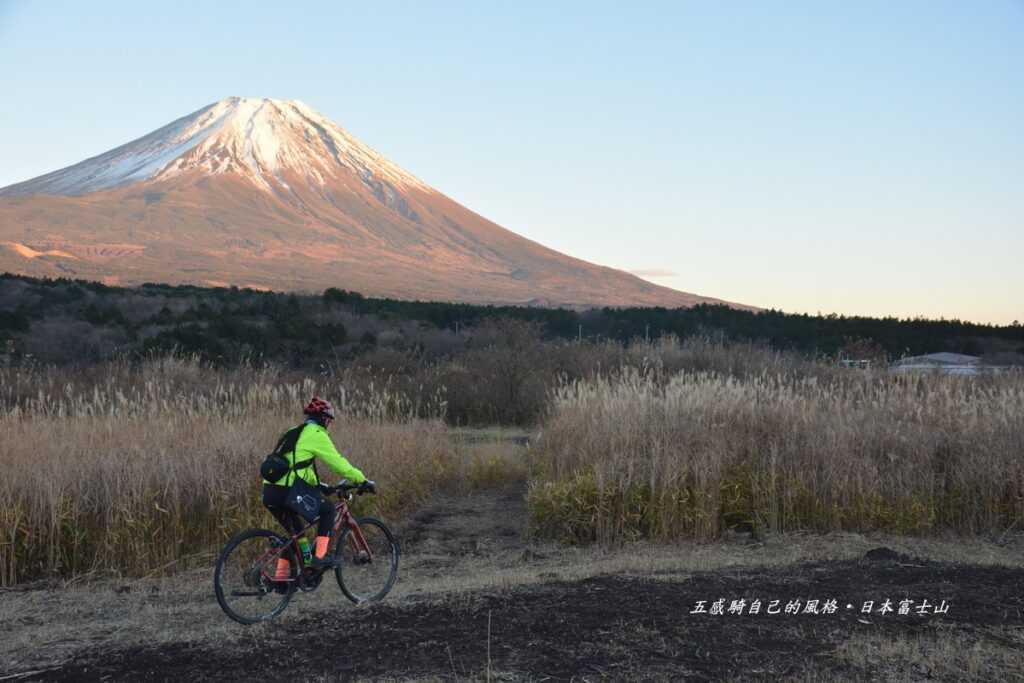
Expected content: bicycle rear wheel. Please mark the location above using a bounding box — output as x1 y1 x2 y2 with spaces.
334 517 399 604
214 528 297 625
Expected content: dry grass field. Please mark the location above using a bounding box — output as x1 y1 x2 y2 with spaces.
1 345 1022 680
0 356 515 586
529 356 1024 544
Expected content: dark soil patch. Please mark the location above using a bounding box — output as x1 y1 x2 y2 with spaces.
862 546 913 563
22 557 1024 682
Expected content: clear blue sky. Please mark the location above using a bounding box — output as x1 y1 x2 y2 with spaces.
1 1 1022 324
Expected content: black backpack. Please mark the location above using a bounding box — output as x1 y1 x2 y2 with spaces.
260 424 311 483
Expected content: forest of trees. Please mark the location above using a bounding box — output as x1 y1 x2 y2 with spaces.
0 272 1021 367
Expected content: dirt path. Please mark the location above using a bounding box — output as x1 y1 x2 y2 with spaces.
3 481 1023 682
396 483 530 590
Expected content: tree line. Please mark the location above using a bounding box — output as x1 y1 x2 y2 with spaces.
0 273 1020 366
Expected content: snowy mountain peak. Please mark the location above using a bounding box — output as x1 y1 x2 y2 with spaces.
0 97 426 197
0 98 750 310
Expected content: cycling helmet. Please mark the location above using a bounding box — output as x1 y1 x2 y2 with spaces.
303 396 336 420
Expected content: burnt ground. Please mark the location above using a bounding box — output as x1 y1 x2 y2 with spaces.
3 482 1023 682
18 558 1023 682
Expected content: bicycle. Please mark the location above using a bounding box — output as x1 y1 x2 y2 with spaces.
214 480 400 625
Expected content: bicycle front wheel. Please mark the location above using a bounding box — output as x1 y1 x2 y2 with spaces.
214 528 297 625
335 517 399 604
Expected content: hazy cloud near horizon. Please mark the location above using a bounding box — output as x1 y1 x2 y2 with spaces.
630 269 679 278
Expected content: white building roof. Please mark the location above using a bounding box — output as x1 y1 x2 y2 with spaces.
892 352 980 367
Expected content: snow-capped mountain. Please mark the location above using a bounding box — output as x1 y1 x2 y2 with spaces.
0 98 425 198
0 97 747 309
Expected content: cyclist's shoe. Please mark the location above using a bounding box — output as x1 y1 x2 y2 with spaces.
310 555 337 571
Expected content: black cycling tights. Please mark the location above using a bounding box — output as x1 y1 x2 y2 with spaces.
262 483 335 537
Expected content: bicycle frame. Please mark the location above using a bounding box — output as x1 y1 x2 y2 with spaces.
255 494 375 585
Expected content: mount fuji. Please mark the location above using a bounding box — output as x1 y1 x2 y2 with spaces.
0 97 744 308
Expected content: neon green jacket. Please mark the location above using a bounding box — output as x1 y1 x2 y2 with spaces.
263 421 366 487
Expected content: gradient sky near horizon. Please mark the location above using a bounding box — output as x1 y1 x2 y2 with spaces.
1 1 1021 324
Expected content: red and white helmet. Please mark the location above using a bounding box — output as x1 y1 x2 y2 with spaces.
303 396 336 420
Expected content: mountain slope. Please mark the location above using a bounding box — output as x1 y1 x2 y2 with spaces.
0 97 747 308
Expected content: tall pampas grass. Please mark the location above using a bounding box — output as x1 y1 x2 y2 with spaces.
530 345 1024 544
0 355 453 585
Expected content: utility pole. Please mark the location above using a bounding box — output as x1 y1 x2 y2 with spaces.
645 323 650 344
577 324 582 343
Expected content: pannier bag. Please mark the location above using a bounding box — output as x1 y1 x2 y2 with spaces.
260 424 308 483
284 476 324 523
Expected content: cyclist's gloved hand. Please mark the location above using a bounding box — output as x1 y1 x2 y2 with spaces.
317 483 333 494
359 479 377 495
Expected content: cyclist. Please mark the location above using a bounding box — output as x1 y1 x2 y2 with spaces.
262 396 376 579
